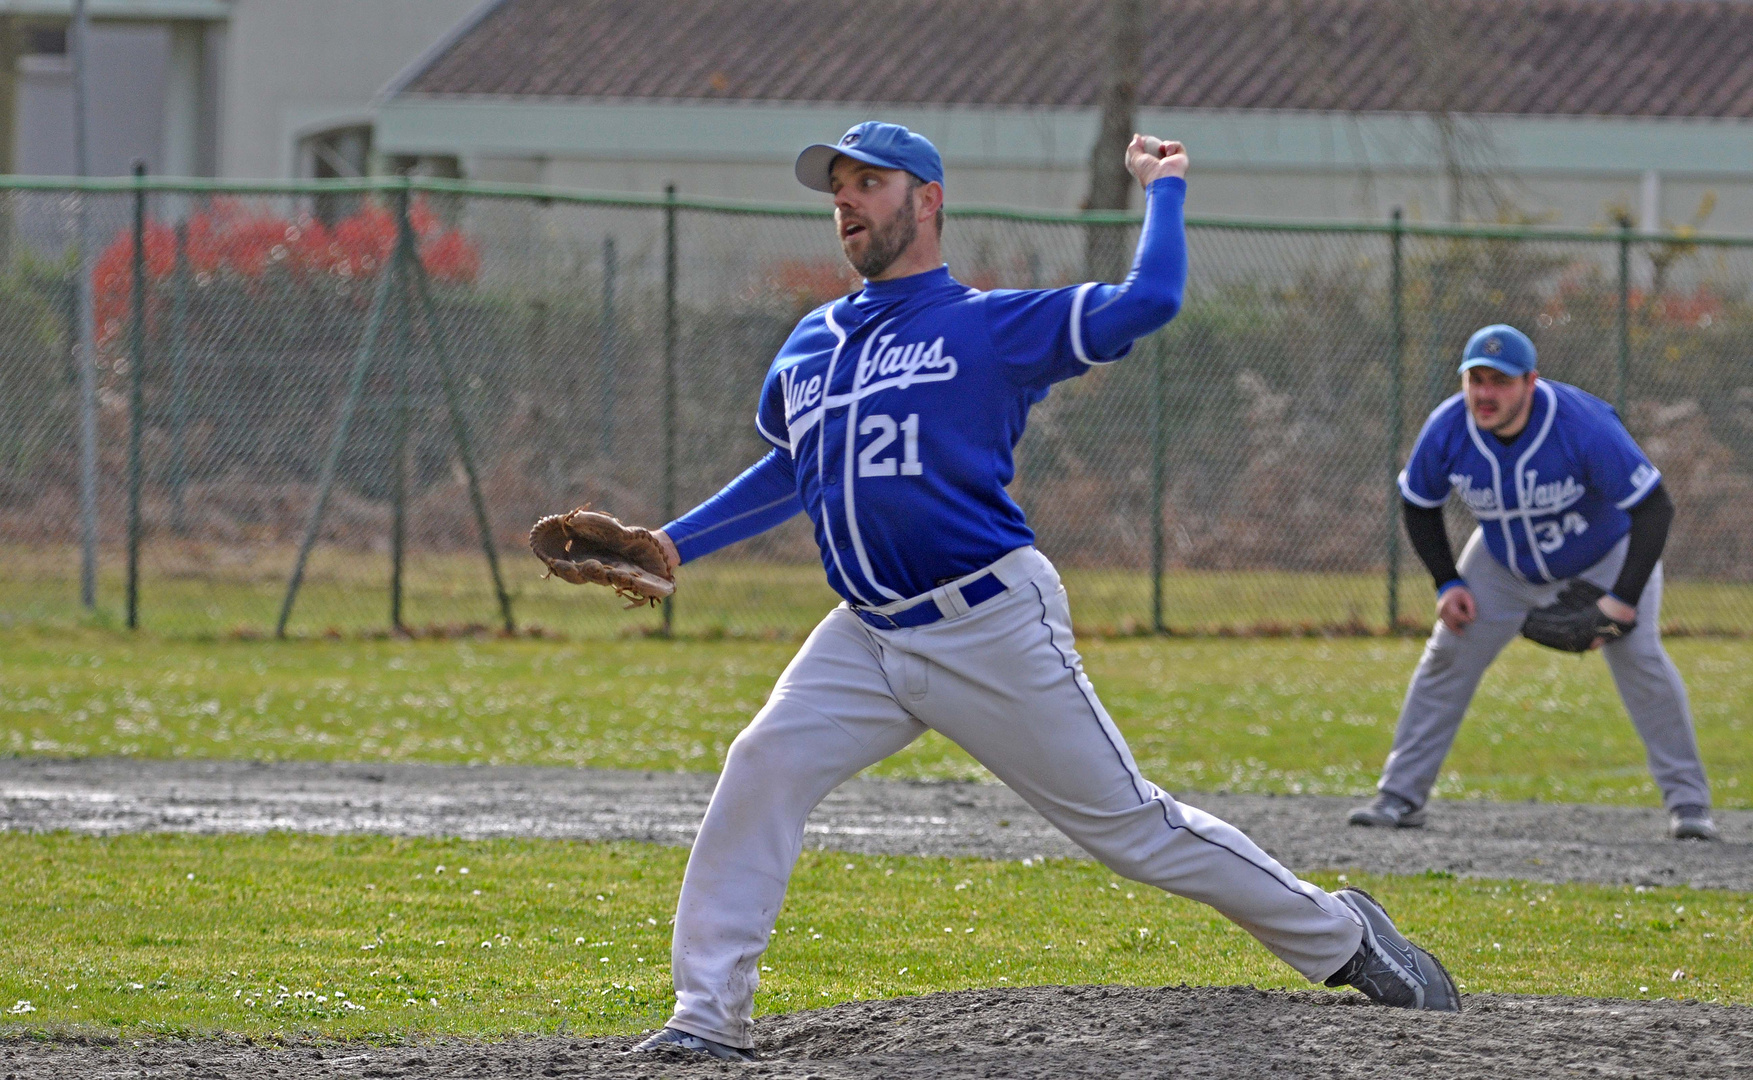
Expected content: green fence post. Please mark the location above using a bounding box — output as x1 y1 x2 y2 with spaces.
1386 208 1405 634
126 161 147 630
388 185 412 633
276 213 401 638
1150 334 1167 635
662 184 678 637
167 217 189 536
1617 216 1632 415
405 199 516 636
600 235 617 459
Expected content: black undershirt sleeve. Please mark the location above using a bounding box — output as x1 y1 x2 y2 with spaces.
1610 482 1673 606
1402 500 1461 592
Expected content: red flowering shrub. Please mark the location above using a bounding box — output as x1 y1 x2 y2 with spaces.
93 197 479 345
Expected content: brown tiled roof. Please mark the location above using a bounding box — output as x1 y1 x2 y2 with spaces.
399 0 1753 119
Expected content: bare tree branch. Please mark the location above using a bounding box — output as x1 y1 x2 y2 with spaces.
1083 0 1143 281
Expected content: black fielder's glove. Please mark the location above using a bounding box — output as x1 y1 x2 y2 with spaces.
1520 580 1635 653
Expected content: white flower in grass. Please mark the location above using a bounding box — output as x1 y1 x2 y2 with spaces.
7 1001 36 1015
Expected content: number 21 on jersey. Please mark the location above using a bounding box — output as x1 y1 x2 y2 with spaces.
857 413 923 477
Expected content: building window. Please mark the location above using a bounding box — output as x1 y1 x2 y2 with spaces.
26 26 67 56
386 154 461 180
300 124 372 223
303 124 372 180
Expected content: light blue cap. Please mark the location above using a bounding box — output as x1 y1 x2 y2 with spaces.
1459 324 1537 376
795 122 945 193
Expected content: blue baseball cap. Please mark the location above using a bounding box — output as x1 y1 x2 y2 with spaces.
1459 324 1537 377
795 122 944 193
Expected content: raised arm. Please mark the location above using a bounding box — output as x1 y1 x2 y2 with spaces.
656 450 802 569
1082 136 1190 359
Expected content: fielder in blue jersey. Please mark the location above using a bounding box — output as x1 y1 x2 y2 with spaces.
1349 325 1716 840
630 123 1459 1062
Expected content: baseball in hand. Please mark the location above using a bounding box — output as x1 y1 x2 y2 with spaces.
1126 135 1189 187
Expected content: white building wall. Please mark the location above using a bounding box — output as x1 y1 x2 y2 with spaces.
471 153 1753 237
16 21 168 175
215 0 480 178
381 100 1753 234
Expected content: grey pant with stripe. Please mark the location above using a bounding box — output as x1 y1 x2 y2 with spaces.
1378 528 1711 811
668 548 1363 1049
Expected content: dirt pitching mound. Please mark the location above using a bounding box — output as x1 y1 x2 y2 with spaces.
6 985 1749 1079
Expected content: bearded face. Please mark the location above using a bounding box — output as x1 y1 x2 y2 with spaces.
831 159 931 281
841 184 919 279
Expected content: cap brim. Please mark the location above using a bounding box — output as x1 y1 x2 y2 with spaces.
794 143 900 192
1458 356 1531 376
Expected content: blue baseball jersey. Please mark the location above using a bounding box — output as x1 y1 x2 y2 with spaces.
1399 379 1662 583
755 266 1121 605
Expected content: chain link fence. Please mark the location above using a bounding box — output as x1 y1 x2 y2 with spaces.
2 176 1750 639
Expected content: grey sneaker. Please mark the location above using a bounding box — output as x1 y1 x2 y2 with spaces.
1347 792 1427 829
1670 804 1720 841
631 1026 757 1061
1326 887 1461 1012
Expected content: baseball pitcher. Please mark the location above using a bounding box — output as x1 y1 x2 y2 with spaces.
1349 325 1716 841
541 122 1461 1061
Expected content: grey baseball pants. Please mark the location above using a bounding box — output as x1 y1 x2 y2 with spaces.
667 547 1364 1049
1378 528 1711 811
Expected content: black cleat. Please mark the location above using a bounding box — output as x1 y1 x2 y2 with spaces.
631 1026 757 1061
1326 887 1461 1012
1347 792 1427 829
1670 804 1720 841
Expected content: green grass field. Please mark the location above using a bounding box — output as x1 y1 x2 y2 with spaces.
7 544 1753 638
3 629 1749 806
3 625 1751 1040
1 833 1748 1040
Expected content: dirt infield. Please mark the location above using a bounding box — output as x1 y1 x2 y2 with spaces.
3 757 1749 890
4 986 1750 1079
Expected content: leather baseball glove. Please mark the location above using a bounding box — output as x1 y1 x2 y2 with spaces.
1520 580 1634 653
529 507 675 608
